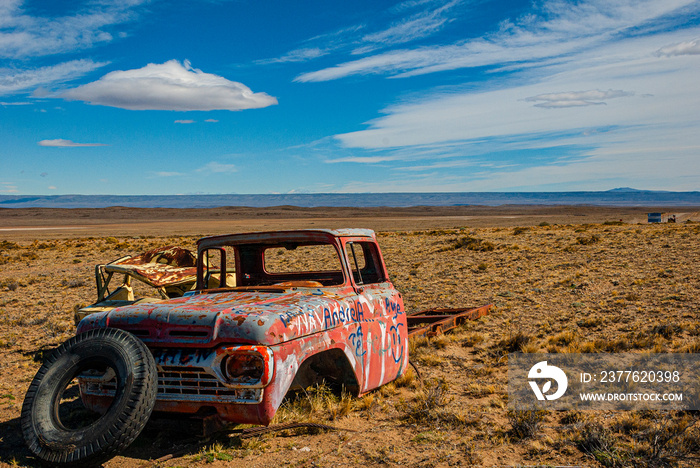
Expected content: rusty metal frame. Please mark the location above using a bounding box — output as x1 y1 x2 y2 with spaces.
105 246 197 289
406 305 492 338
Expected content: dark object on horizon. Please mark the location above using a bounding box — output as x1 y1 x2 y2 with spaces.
647 213 676 223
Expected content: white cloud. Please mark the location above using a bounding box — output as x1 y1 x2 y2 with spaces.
265 1 460 68
257 47 329 65
335 28 700 150
0 59 107 96
296 0 699 82
154 171 185 177
0 0 148 59
325 155 404 164
331 140 700 192
655 38 700 56
174 119 195 124
323 18 700 191
1 183 19 193
256 25 367 66
205 119 219 123
357 0 460 52
197 162 238 173
457 140 700 191
60 60 278 111
48 186 57 190
524 89 633 108
38 139 107 147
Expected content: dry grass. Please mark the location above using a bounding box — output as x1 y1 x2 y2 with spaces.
1 218 700 467
564 412 700 468
273 383 354 423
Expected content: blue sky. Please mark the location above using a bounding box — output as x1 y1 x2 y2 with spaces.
1 0 699 195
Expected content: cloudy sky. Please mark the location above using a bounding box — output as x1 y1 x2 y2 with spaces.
1 0 699 195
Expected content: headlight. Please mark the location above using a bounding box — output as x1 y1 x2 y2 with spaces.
223 353 263 383
219 346 274 387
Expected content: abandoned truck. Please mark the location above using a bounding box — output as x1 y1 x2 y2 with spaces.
22 229 409 466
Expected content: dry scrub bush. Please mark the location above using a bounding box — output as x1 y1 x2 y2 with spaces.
565 412 700 468
416 353 444 366
356 392 378 416
629 413 700 467
394 367 418 389
576 234 600 245
464 382 497 398
438 236 496 252
462 441 483 465
62 278 86 288
650 323 683 340
577 316 604 328
580 327 678 353
273 383 353 424
410 335 450 365
192 437 267 462
1 278 19 291
400 378 450 424
461 333 485 347
400 378 478 429
548 330 577 347
0 240 21 250
682 340 700 353
430 334 451 349
507 409 547 440
494 331 535 355
570 421 624 467
193 442 235 462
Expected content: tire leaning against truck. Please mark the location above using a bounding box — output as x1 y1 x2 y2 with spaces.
21 327 157 467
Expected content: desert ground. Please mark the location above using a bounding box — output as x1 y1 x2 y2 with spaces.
1 205 699 467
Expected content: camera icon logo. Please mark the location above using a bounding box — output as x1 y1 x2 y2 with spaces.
528 361 568 401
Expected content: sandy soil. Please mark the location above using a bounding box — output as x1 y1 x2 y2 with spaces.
1 206 699 467
3 205 699 240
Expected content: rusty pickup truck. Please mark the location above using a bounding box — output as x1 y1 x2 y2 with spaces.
22 229 409 466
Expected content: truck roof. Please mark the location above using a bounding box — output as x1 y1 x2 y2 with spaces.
197 228 377 248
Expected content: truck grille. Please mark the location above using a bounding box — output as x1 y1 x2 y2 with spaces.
157 366 260 402
81 366 261 404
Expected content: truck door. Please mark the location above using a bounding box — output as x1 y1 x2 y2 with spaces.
345 240 408 393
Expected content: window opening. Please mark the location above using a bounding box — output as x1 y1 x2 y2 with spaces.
346 242 383 285
202 248 227 289
349 243 363 285
260 243 344 286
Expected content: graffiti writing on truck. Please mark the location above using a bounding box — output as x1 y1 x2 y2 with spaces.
384 297 403 319
323 302 365 328
389 323 404 363
383 297 405 363
278 301 367 329
349 325 366 357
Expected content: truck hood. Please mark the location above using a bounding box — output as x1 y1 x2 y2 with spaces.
78 288 365 346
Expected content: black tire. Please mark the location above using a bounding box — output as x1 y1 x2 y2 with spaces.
21 328 157 467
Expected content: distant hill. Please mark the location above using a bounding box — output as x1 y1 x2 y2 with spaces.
606 187 671 193
1 191 699 209
607 187 643 192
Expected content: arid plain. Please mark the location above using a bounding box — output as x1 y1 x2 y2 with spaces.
1 205 699 467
